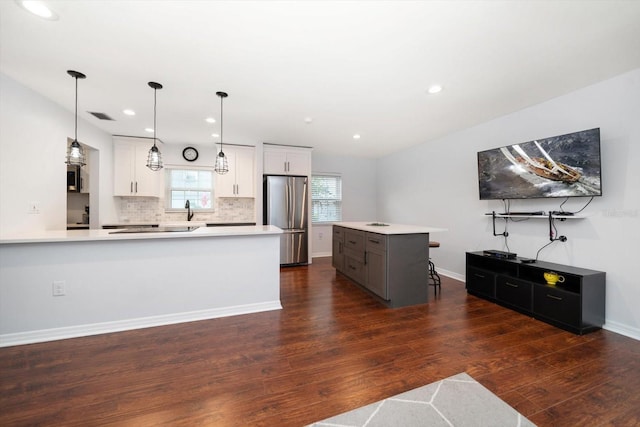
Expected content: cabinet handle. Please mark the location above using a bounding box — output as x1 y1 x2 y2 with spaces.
349 240 357 244
135 182 138 193
368 239 380 244
546 294 563 301
130 182 133 193
474 273 485 279
364 251 368 265
348 264 356 270
505 282 519 288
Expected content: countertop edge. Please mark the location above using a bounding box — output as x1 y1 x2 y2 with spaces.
333 222 448 235
0 225 282 245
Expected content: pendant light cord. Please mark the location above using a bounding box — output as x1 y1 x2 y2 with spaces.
220 94 223 152
153 87 157 147
74 75 78 141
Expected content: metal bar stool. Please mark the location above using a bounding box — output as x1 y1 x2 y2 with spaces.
428 241 441 294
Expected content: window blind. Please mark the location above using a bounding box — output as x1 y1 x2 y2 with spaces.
311 175 342 223
165 168 214 210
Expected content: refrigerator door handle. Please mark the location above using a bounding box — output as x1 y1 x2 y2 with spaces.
284 180 290 229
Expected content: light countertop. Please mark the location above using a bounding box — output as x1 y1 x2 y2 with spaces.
101 221 256 228
334 222 447 235
0 225 282 245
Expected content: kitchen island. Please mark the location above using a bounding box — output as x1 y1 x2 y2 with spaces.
0 225 282 347
332 222 446 308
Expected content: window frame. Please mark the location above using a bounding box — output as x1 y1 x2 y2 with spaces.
164 165 215 212
311 173 342 224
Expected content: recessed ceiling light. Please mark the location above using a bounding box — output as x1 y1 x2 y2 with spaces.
205 117 216 123
353 134 361 140
304 117 313 124
123 109 136 116
145 128 154 133
211 133 220 138
16 0 59 20
427 85 443 94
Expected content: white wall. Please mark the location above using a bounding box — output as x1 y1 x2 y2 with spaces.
0 73 118 234
376 69 640 339
311 153 378 257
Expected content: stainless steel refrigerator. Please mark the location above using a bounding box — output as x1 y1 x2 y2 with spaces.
263 175 308 266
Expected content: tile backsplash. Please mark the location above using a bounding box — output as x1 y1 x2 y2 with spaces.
116 197 255 223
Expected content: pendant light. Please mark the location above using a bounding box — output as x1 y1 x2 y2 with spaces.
146 81 163 171
66 70 87 167
214 91 229 174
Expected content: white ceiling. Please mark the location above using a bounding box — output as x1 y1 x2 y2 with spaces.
2 1 640 158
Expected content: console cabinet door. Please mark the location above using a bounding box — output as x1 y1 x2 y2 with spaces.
466 266 496 298
496 275 532 311
533 285 580 327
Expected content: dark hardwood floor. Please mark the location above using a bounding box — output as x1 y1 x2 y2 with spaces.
1 257 639 426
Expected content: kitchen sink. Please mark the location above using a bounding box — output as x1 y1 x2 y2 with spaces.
366 222 389 226
109 226 200 234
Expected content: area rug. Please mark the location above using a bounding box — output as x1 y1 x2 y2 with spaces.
308 372 536 427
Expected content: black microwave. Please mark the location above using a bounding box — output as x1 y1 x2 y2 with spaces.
67 165 81 192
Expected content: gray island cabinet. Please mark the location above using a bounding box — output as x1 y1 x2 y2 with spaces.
332 222 446 308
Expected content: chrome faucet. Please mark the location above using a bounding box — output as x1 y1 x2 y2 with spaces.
185 200 194 221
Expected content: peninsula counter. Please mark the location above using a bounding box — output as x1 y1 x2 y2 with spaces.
0 226 282 347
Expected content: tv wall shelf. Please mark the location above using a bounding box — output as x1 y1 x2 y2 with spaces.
484 212 586 219
486 211 586 241
466 251 605 335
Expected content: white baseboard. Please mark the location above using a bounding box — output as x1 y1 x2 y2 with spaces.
603 320 640 341
312 252 332 258
438 268 465 282
0 301 282 348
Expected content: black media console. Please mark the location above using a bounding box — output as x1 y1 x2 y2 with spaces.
466 251 605 335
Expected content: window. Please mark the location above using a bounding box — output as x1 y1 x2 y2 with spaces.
311 174 342 223
165 168 214 211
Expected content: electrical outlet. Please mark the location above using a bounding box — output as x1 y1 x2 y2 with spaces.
28 201 40 214
318 232 324 240
52 281 66 296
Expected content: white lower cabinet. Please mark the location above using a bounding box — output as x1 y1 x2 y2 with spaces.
113 138 162 197
216 145 255 197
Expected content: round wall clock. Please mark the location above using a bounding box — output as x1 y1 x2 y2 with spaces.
182 146 199 162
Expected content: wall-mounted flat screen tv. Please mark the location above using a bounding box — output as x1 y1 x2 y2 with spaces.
477 128 602 200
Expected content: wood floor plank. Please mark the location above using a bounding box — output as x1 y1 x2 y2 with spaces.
1 257 639 426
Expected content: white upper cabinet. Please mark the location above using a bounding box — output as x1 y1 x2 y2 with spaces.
216 145 255 198
113 137 162 197
263 145 311 176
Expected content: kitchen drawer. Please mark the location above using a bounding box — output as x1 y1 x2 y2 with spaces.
333 226 344 240
344 254 365 284
466 266 496 298
365 232 387 251
533 285 580 327
496 275 532 311
344 229 364 252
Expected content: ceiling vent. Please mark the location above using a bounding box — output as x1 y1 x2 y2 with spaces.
88 111 115 121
